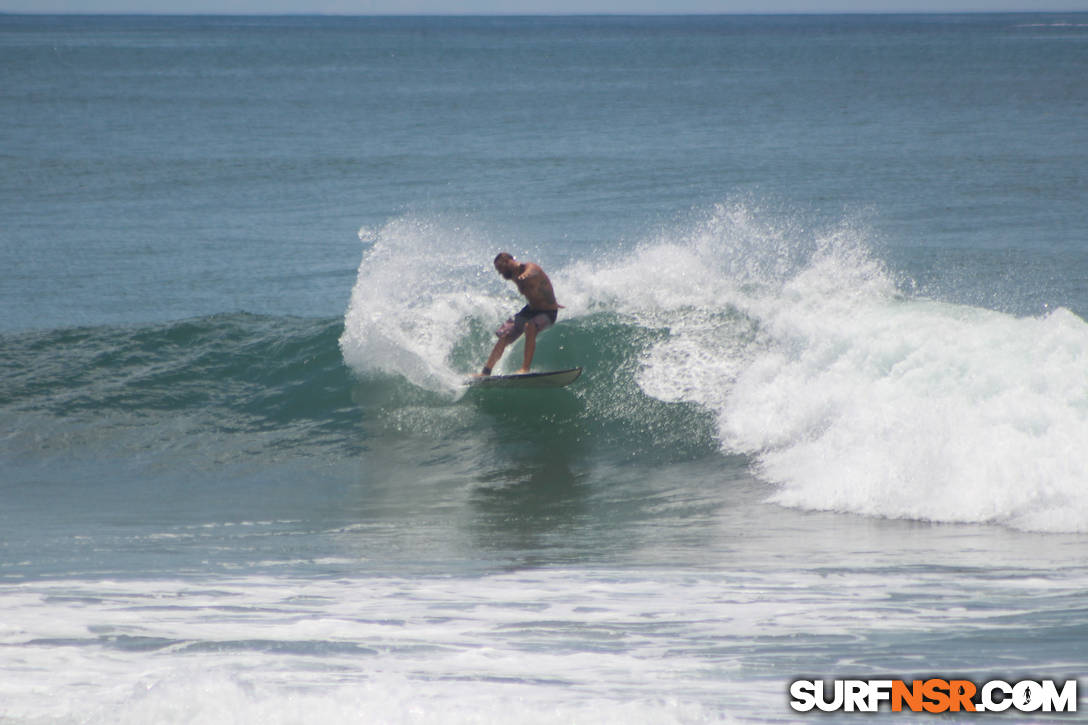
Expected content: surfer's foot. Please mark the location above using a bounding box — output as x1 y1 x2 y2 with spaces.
516 367 530 374
472 367 492 378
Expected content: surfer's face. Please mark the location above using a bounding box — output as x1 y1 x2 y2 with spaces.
495 258 517 280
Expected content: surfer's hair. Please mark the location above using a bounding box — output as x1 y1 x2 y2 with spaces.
494 252 514 266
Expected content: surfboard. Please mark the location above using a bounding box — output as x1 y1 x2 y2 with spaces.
466 367 582 389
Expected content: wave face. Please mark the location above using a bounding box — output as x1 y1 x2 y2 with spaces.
340 204 1088 533
0 314 360 460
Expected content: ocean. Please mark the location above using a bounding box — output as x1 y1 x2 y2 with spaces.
2 12 1087 723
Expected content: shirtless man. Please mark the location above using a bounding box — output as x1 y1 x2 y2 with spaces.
479 252 561 376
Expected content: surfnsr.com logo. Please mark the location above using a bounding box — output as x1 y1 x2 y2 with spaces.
789 678 1079 714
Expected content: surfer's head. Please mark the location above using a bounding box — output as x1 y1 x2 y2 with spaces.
494 252 518 280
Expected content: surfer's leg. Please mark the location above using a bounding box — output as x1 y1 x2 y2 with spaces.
518 321 537 374
480 337 509 376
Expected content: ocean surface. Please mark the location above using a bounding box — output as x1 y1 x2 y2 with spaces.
2 12 1088 723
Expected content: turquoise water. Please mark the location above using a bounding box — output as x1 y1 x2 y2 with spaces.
2 13 1088 722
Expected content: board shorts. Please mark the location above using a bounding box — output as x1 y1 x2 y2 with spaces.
495 305 558 342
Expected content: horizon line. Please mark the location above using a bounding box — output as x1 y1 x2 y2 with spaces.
3 8 1087 15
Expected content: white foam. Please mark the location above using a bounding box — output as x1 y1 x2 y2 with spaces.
585 202 1088 533
87 674 725 725
0 574 784 724
5 567 1085 723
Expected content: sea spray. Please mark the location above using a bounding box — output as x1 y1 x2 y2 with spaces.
339 217 507 394
572 202 1088 533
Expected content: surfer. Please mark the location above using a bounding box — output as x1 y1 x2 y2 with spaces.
479 252 561 376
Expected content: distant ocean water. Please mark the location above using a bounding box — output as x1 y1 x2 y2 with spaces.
2 13 1087 723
